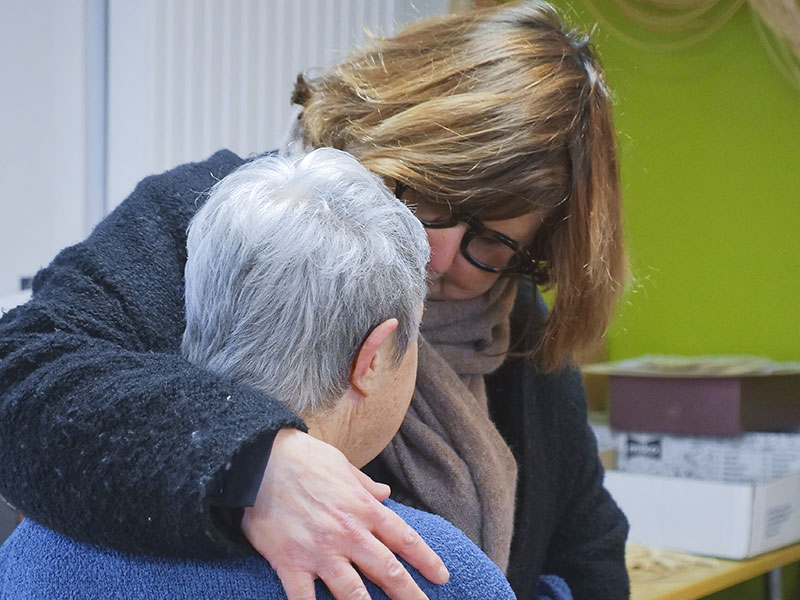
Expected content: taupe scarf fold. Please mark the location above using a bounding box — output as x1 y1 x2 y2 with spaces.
380 279 519 572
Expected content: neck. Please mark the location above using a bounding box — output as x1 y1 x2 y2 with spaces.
301 390 365 468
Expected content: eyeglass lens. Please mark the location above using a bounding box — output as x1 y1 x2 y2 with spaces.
465 234 523 270
399 191 524 271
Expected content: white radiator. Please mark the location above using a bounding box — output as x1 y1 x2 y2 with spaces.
106 0 448 210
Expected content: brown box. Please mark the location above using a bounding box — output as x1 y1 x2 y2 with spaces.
608 374 800 435
584 356 800 436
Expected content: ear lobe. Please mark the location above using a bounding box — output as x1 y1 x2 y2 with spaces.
350 318 399 396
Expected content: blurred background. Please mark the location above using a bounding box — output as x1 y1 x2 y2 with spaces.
0 0 450 303
0 1 798 597
555 0 800 366
1 0 797 364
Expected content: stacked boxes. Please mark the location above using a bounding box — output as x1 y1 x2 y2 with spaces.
587 355 800 558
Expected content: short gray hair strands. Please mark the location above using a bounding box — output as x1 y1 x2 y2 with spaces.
182 148 429 415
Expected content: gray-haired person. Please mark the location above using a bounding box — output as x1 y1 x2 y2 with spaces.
0 149 558 598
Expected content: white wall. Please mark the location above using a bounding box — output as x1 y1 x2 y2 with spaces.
0 0 88 297
106 0 450 210
0 0 450 299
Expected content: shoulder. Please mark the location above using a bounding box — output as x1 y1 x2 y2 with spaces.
378 500 516 599
106 149 247 222
0 521 94 597
56 148 249 278
0 511 519 600
0 520 286 600
135 149 246 195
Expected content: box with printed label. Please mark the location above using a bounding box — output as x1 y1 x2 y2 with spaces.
614 430 800 483
605 470 800 559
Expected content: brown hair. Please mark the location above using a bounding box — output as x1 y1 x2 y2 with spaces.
293 0 628 372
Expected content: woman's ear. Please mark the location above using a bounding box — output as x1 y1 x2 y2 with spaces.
350 318 399 396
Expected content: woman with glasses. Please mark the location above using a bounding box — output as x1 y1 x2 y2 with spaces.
0 2 628 599
392 180 549 289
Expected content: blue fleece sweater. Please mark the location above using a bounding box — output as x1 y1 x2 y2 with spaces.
0 501 571 600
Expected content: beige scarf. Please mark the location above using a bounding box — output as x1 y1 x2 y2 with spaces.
380 278 519 572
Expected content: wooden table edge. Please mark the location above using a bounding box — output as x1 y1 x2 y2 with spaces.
630 542 800 600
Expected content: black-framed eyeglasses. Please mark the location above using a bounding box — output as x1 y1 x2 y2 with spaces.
394 180 545 278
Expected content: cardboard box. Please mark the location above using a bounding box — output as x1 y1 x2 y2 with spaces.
614 430 800 483
609 375 800 435
584 356 800 436
605 470 800 559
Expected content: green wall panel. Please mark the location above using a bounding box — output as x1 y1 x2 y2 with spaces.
552 0 800 361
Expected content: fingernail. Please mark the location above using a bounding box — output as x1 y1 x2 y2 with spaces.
438 564 449 581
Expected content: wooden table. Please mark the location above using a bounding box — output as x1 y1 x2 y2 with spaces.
630 543 800 600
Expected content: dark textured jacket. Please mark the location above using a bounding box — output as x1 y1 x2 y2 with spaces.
0 150 629 599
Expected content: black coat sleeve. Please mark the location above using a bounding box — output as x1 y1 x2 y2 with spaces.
0 150 305 558
488 281 629 600
540 367 630 600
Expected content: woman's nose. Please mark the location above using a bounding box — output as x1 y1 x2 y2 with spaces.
426 224 468 275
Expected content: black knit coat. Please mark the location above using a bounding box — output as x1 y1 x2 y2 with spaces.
0 150 629 600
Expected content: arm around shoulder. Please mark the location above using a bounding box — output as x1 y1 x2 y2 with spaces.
385 501 516 600
0 150 304 557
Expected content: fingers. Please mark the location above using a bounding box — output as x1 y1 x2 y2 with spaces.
347 533 429 600
351 465 391 501
276 570 317 600
243 430 444 600
318 560 373 600
370 505 449 587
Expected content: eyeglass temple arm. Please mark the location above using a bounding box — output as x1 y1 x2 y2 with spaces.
393 180 408 199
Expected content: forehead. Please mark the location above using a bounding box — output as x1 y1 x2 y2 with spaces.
415 186 552 225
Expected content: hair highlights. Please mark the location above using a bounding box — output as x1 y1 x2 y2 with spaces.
293 1 628 370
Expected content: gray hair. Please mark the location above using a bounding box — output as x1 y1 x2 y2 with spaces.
182 148 429 415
